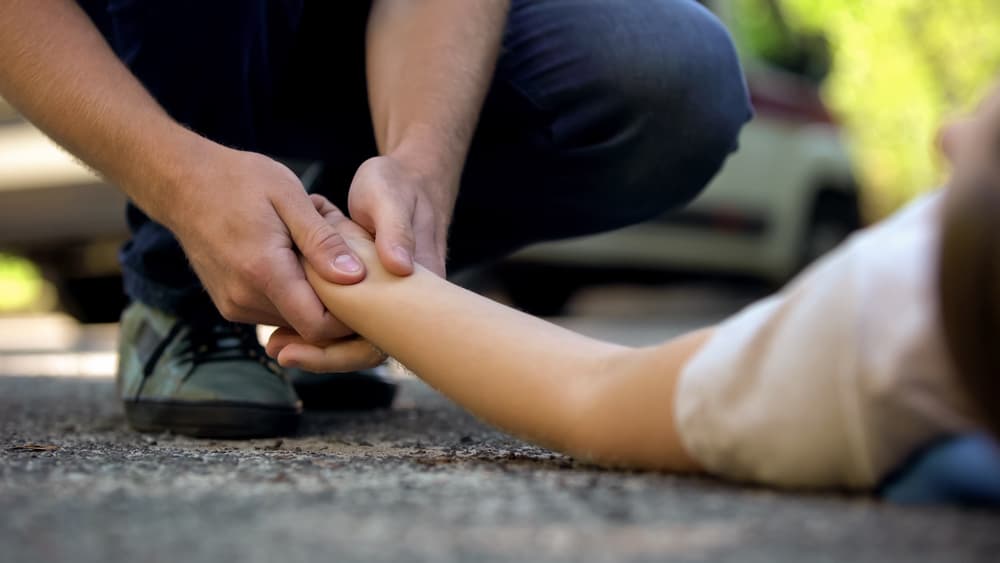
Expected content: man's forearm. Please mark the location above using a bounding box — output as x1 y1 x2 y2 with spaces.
0 0 208 229
366 0 509 189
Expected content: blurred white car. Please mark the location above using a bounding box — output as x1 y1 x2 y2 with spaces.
496 1 861 314
510 66 860 278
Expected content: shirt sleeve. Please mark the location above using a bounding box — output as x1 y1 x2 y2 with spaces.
674 244 877 489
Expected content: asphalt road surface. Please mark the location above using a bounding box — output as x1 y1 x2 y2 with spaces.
1 284 998 563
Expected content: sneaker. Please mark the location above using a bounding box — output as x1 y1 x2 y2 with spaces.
117 301 301 438
288 368 398 411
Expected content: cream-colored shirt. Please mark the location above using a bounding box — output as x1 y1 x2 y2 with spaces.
675 191 980 489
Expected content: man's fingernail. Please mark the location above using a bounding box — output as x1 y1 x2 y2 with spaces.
333 254 362 273
393 245 412 266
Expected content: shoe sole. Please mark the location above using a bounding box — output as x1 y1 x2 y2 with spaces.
123 400 301 439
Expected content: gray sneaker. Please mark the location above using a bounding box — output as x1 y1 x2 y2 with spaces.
117 302 302 438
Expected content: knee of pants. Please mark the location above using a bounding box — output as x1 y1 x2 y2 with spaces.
536 0 753 220
637 2 752 187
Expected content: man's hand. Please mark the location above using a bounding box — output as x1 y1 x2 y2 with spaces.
347 154 454 279
357 0 510 278
0 0 369 343
267 198 390 373
167 146 367 343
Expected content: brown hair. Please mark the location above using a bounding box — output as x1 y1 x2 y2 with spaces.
938 172 1000 437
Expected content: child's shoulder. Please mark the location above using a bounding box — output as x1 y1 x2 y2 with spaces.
845 189 945 294
847 188 947 324
673 189 961 490
859 189 944 245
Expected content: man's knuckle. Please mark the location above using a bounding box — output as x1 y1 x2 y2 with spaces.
306 225 347 254
366 344 387 365
389 222 415 246
217 299 242 321
297 325 325 344
298 332 321 345
228 283 258 310
243 258 272 286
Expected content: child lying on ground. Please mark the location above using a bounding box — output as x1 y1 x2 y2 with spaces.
267 85 1000 502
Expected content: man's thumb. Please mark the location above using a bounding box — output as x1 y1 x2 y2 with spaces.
371 202 417 277
282 195 366 284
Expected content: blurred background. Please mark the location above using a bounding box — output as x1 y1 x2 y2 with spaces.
0 0 998 366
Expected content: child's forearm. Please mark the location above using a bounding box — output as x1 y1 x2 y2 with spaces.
305 242 705 471
306 242 624 448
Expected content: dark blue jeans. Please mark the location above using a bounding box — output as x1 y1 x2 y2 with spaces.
881 433 1000 508
82 0 752 316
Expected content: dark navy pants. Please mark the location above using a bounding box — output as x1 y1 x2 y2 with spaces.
881 433 1000 508
81 0 752 315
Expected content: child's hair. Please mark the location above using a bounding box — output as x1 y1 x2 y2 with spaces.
939 166 1000 438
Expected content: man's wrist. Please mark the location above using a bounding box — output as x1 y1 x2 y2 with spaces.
387 125 464 200
126 126 220 233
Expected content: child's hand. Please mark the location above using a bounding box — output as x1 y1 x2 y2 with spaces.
266 326 388 373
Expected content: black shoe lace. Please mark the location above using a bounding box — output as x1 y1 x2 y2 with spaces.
178 321 283 375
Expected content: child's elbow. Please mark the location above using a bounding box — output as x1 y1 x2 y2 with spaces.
562 384 674 471
561 414 681 472
559 347 701 473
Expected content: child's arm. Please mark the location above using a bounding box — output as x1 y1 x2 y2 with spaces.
268 203 710 472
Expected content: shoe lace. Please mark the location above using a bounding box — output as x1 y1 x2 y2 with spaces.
179 321 283 375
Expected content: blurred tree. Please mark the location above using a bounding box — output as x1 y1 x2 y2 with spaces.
0 253 46 313
729 0 831 82
732 0 1000 217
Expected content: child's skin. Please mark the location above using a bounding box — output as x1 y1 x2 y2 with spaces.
267 84 1000 475
267 195 706 472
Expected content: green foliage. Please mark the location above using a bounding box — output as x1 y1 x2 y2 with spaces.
733 0 1000 217
0 253 44 312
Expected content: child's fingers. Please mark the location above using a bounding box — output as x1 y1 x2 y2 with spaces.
277 337 388 373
